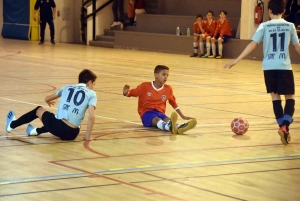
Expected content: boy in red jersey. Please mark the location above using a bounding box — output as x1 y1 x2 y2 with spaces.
123 65 197 134
190 14 206 57
209 10 232 59
201 10 217 58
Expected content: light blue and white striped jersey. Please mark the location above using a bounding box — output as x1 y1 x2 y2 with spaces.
55 83 97 127
252 19 299 70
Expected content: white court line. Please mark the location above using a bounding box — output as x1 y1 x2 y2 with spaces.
0 96 278 129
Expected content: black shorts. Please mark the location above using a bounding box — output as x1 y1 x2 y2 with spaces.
42 112 80 140
264 70 295 95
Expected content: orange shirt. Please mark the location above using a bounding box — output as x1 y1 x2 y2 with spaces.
126 82 179 118
128 3 135 18
193 22 204 34
214 18 232 38
204 19 217 37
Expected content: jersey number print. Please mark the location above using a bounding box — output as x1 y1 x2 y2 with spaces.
67 88 86 106
270 32 285 52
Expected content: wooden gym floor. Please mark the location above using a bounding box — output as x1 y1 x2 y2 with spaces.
0 38 299 201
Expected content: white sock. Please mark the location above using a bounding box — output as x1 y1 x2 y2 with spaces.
157 120 170 131
199 42 204 54
30 128 38 135
7 124 13 132
193 42 198 54
212 43 216 56
206 42 211 56
218 44 223 56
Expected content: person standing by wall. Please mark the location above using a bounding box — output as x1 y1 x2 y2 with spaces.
33 0 56 45
111 0 124 28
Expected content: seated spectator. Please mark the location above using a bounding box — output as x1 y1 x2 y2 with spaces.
209 10 232 59
201 10 217 58
190 14 205 57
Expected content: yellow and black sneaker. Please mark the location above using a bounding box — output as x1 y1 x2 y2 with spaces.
177 119 197 134
169 112 178 134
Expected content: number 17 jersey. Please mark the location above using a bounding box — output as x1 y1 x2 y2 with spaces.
55 83 97 127
252 18 299 70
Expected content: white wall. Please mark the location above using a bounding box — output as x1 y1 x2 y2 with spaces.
73 0 82 43
87 0 113 44
0 0 3 35
240 0 270 40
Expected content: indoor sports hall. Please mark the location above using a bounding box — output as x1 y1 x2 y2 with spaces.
1 0 300 200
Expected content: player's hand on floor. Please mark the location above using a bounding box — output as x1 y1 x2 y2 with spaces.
182 116 195 120
224 60 237 69
123 84 130 96
83 136 94 141
46 100 56 107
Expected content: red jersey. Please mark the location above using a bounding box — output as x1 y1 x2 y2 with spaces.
128 3 135 18
126 82 179 118
204 19 217 37
214 18 232 38
193 22 205 34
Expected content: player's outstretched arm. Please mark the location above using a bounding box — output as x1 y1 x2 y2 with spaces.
45 93 59 107
123 84 130 96
176 109 195 120
84 105 95 141
224 41 258 69
294 43 300 55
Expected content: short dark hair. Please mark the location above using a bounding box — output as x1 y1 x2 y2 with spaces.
207 10 214 16
78 69 97 84
268 0 286 15
220 10 227 15
196 14 203 19
154 65 169 73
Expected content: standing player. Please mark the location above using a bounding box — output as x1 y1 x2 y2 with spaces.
202 10 217 58
33 0 56 45
190 14 206 57
224 0 300 145
5 69 97 141
209 10 232 59
123 65 197 134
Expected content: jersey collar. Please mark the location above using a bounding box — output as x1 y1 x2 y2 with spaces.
151 81 164 91
77 83 87 87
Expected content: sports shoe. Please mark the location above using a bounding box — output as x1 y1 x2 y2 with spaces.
168 112 178 134
190 53 198 57
202 54 209 58
278 125 290 145
6 110 16 132
208 55 216 58
39 41 44 45
216 55 223 59
111 21 119 27
51 40 55 45
26 124 38 136
177 119 197 134
197 53 205 57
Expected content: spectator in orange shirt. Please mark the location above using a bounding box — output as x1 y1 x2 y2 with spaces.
209 10 232 59
128 0 135 26
190 14 206 57
201 10 217 58
123 65 197 134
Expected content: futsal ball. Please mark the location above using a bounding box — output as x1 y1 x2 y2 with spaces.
231 118 249 135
